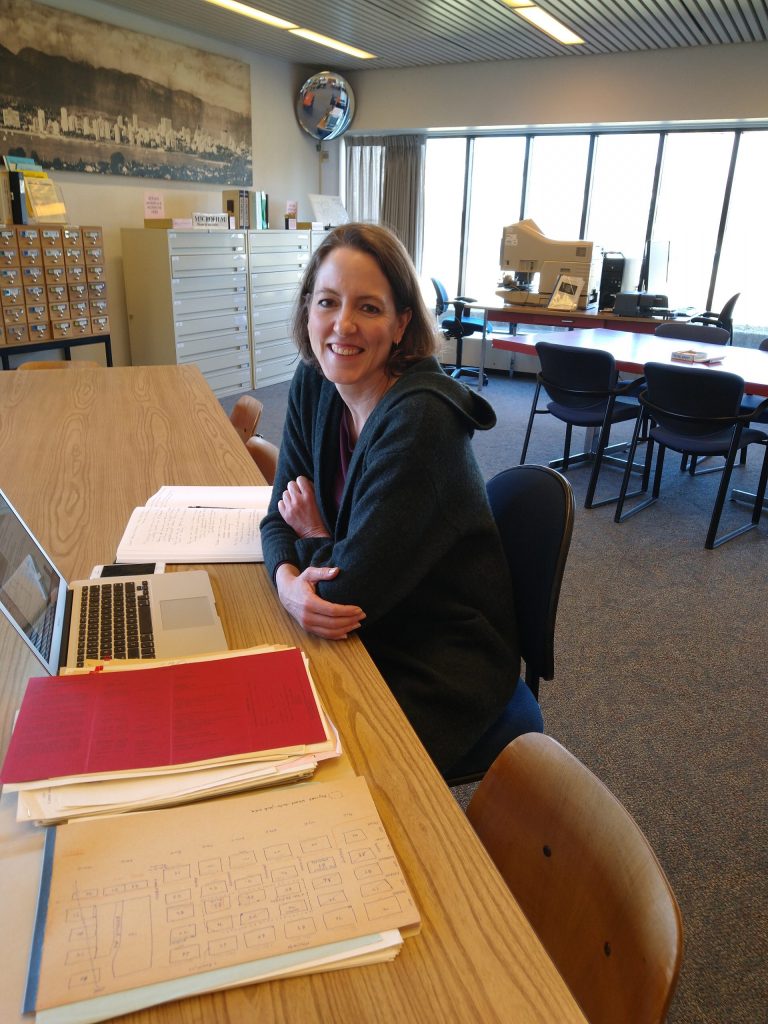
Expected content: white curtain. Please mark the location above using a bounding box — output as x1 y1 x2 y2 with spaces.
344 134 426 270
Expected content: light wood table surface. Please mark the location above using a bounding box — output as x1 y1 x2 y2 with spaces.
0 365 587 1024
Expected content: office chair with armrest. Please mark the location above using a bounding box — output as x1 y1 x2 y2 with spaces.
520 341 646 509
739 339 768 422
444 465 574 786
614 362 768 548
431 277 488 385
229 394 264 443
654 322 730 345
689 292 740 344
655 322 731 474
467 733 683 1024
245 434 279 484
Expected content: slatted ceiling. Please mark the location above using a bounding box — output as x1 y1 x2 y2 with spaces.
92 0 768 68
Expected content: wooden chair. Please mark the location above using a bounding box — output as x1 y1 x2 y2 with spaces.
229 395 264 442
17 360 101 370
245 434 279 484
467 734 683 1024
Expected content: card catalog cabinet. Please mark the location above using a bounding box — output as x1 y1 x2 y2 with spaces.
248 230 309 389
121 229 251 398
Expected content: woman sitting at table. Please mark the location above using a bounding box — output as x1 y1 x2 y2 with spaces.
260 223 520 775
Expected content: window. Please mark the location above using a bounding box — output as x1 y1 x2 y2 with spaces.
714 131 768 334
523 135 590 240
652 132 733 310
421 138 467 301
463 137 526 296
586 133 659 289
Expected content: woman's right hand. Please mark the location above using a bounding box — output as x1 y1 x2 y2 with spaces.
275 564 365 640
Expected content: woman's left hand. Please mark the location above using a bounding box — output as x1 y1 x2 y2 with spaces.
279 476 330 539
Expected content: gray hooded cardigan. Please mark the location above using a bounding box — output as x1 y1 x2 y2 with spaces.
260 356 520 773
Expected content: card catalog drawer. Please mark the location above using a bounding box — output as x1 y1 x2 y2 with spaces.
28 322 52 342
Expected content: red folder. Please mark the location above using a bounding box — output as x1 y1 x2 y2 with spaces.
1 649 327 784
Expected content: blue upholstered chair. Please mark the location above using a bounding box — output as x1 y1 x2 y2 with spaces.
444 465 574 786
431 277 487 384
520 341 645 509
614 362 768 549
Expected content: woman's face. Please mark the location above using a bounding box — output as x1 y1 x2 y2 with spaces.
308 247 411 392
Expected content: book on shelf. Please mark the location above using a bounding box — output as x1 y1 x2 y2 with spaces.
115 485 272 563
671 349 725 365
23 774 420 1023
1 645 340 824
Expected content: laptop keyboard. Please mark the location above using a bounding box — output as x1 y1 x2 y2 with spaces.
76 580 156 667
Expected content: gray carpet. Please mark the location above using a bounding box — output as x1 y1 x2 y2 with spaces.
222 371 768 1024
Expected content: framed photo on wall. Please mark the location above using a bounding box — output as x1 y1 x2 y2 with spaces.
0 0 253 185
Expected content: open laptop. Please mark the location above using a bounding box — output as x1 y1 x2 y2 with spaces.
0 487 228 674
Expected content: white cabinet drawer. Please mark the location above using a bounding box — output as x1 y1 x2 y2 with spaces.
204 364 254 398
250 302 295 327
171 253 247 274
249 268 304 289
179 346 251 375
253 337 297 363
253 351 297 388
249 286 299 309
174 311 248 338
173 292 248 317
171 272 246 297
248 250 308 271
168 230 246 253
252 323 293 346
248 230 309 252
176 328 249 358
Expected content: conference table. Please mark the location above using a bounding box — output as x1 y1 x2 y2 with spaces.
489 327 768 396
0 365 587 1024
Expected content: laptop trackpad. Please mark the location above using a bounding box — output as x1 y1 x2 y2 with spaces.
159 596 216 630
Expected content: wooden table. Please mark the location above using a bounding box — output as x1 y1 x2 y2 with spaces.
491 328 768 397
0 365 587 1024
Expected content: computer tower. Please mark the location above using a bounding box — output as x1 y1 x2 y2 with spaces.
599 253 625 310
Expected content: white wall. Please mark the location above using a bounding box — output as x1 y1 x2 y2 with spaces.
346 41 768 132
33 0 340 366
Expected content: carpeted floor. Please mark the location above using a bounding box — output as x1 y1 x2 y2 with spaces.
222 369 768 1024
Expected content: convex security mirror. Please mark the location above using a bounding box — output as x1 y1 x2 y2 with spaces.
296 71 355 141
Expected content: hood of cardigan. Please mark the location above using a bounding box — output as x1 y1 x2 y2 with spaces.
382 357 497 433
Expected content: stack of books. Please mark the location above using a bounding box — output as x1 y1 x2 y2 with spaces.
1 646 340 825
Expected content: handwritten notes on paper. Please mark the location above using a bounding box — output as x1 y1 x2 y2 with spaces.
115 487 273 563
32 778 420 1016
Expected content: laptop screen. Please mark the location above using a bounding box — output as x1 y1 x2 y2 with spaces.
0 489 67 673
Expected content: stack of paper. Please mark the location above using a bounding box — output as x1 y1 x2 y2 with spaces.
24 776 420 1024
1 647 340 825
116 485 272 564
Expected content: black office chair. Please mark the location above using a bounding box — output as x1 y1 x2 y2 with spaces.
445 465 574 786
655 322 731 474
431 277 487 384
740 339 768 422
689 292 740 344
654 322 730 345
614 362 768 549
520 341 646 509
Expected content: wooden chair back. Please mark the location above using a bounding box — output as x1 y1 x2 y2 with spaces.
229 395 264 442
245 435 279 484
18 360 100 370
467 734 683 1024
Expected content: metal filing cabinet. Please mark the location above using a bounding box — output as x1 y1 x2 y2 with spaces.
121 229 251 398
247 229 309 389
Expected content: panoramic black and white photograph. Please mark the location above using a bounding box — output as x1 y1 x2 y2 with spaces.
0 0 252 183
